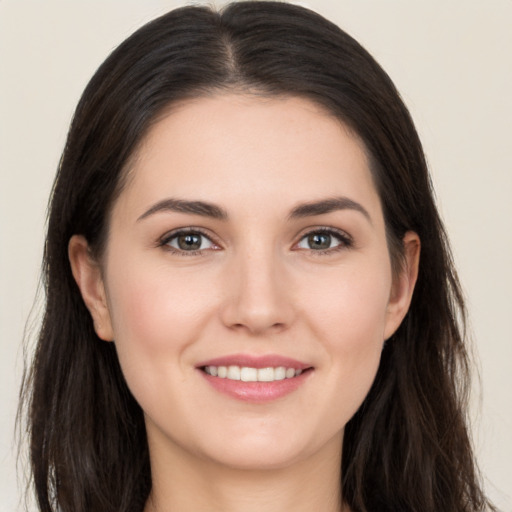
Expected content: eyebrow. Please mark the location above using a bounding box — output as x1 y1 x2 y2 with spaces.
137 198 228 222
288 197 372 223
137 196 371 223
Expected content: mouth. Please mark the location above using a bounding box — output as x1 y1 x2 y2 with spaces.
196 355 313 402
201 365 307 382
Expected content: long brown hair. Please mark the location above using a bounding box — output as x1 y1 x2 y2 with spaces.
19 2 494 511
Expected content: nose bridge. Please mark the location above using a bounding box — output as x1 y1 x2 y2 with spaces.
221 241 293 334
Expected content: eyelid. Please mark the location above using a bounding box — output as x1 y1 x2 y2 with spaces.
156 225 353 255
158 227 222 254
293 226 354 252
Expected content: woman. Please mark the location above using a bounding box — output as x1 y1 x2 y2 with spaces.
19 2 495 511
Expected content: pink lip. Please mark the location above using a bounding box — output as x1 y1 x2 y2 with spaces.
196 353 311 370
196 353 313 403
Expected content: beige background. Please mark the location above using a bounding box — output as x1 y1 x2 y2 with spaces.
1 1 510 510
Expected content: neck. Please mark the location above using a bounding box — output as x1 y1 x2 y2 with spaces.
145 435 347 512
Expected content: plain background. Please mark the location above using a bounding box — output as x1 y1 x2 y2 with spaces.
1 1 510 510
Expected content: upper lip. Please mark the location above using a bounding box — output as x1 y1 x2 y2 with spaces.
196 353 312 370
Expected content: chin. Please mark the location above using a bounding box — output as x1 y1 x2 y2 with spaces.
203 443 309 472
194 425 343 472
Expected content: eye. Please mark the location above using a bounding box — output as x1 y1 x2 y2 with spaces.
296 229 352 252
161 230 218 254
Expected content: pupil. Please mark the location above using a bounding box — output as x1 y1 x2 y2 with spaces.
178 234 201 250
309 233 331 249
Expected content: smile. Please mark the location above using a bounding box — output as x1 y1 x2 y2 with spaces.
203 365 303 382
197 355 313 402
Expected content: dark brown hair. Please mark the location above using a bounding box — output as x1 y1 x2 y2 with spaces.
20 2 494 511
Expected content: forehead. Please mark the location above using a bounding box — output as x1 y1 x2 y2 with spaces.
116 94 381 220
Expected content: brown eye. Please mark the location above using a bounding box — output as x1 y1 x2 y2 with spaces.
296 229 352 252
164 231 215 252
177 233 202 250
307 233 332 250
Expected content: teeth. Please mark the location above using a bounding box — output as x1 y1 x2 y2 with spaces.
204 365 304 382
227 366 241 380
285 367 295 379
274 367 286 380
257 367 274 382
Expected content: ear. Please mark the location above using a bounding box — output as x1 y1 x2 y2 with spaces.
68 235 114 341
384 231 420 340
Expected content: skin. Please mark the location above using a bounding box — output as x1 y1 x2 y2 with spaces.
69 94 419 512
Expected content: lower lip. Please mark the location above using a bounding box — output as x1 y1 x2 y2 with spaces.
199 369 312 402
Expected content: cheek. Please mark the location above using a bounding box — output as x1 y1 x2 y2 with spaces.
102 257 223 435
304 260 391 347
300 261 391 411
104 257 218 371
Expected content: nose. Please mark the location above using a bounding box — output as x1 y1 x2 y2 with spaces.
219 248 295 335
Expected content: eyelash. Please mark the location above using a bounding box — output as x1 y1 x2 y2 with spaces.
295 227 353 255
159 227 219 256
158 227 353 256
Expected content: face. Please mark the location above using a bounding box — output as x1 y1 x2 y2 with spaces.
70 94 418 472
